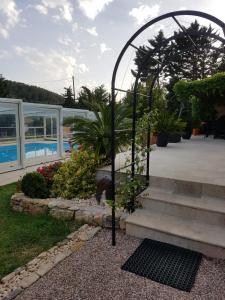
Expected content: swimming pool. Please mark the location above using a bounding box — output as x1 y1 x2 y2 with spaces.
0 142 76 163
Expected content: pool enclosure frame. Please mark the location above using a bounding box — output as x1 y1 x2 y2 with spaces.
110 10 225 245
0 97 92 173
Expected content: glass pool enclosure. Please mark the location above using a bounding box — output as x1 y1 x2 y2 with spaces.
0 98 94 173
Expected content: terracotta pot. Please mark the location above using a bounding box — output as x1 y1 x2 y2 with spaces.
150 134 157 145
192 128 199 136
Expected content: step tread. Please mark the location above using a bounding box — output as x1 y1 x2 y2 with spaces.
126 209 225 248
139 187 225 214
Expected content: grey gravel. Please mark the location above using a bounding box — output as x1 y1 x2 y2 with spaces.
16 229 225 300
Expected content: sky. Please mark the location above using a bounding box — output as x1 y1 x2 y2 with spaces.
0 0 225 96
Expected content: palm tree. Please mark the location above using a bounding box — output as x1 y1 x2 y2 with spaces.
64 101 131 162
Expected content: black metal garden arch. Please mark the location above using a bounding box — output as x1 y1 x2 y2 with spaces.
110 10 225 245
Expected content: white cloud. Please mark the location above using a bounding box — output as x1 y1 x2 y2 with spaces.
129 4 160 25
0 49 10 59
0 0 21 38
35 0 73 22
86 26 98 36
78 0 113 20
78 64 89 73
72 22 78 31
14 46 88 80
58 36 81 53
100 43 111 54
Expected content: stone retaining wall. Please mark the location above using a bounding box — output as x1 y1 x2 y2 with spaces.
11 193 128 230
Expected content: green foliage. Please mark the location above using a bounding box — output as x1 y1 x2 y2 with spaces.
64 100 131 162
75 85 110 109
21 172 49 199
0 75 8 97
148 109 185 134
51 150 100 199
62 86 76 108
174 72 225 105
0 183 80 278
4 79 64 104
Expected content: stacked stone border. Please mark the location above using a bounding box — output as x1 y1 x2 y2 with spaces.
10 193 128 230
0 225 102 300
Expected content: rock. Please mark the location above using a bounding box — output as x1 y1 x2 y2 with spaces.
48 199 62 209
35 262 54 277
1 287 23 300
93 213 103 226
78 226 101 241
102 215 120 228
75 210 93 224
119 212 129 230
1 272 16 284
67 231 79 240
50 208 74 220
68 206 80 211
19 272 40 289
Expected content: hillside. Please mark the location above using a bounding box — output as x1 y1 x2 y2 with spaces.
4 80 64 105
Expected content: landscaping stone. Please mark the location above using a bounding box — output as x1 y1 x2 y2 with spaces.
11 193 128 230
78 226 101 241
0 225 101 300
19 272 40 289
50 208 74 220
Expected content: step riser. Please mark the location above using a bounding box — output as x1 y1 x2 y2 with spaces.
126 223 225 259
140 198 225 227
150 176 225 199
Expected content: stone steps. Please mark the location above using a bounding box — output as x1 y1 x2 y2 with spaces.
139 187 225 226
126 209 225 259
126 177 225 259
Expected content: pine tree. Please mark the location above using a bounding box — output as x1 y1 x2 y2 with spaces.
0 74 8 97
63 86 76 108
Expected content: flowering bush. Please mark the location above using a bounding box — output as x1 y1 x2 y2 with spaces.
37 162 62 189
51 150 100 199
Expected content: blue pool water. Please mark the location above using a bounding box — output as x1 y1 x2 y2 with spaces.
0 142 77 164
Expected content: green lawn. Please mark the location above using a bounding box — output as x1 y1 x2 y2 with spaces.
0 183 80 278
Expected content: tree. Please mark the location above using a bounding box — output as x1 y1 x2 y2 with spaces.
0 74 8 97
76 85 110 109
62 86 76 108
134 21 225 82
64 101 131 162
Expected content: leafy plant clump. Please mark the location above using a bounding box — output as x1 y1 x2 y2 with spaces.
37 162 62 190
51 150 100 199
21 172 49 199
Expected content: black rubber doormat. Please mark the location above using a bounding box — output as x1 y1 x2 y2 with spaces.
121 239 202 292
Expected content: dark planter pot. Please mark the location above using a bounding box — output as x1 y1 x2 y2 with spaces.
168 133 181 143
156 133 169 147
182 130 192 140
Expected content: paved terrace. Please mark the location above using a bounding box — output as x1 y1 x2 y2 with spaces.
101 136 225 186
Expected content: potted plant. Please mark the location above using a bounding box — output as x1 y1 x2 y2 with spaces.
168 118 186 143
150 110 177 147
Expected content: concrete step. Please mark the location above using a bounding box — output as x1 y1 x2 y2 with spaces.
126 209 225 259
150 176 225 199
139 187 225 226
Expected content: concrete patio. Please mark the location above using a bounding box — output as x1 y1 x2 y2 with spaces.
100 135 225 186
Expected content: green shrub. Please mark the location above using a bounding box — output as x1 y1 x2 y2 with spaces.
21 172 49 199
51 150 100 199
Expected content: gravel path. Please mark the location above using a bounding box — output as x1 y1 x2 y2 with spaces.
16 229 225 300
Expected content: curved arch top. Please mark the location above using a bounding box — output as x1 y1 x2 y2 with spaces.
111 10 225 91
